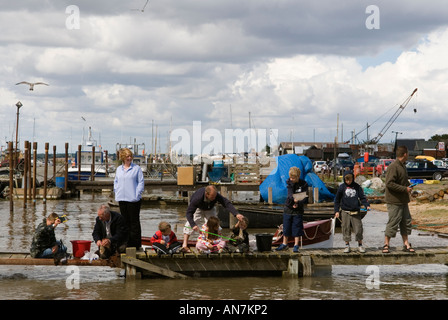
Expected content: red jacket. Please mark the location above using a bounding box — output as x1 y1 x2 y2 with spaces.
150 230 178 246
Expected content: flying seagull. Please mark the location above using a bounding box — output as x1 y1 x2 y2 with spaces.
16 81 49 91
131 0 150 12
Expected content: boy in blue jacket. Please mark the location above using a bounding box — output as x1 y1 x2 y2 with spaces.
276 166 308 253
334 170 370 253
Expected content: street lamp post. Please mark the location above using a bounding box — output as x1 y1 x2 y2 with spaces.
392 130 402 158
14 101 23 170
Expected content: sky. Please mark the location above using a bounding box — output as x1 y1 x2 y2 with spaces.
1 0 448 156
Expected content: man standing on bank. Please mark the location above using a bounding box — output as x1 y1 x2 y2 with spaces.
382 145 415 253
114 148 145 249
182 185 245 253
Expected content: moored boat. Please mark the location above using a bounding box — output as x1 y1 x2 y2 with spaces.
272 218 335 248
67 126 108 181
217 204 337 228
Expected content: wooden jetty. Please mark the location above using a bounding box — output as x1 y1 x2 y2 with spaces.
121 246 448 279
67 179 260 193
0 251 118 267
2 246 447 279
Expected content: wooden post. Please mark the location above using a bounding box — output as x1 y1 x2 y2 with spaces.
77 145 81 181
64 143 69 192
91 146 95 181
300 255 313 277
285 258 300 278
27 141 31 200
8 142 14 212
308 187 313 204
53 145 56 183
32 142 37 204
313 187 319 204
268 187 273 204
23 141 28 208
43 142 49 204
125 247 139 280
105 150 109 176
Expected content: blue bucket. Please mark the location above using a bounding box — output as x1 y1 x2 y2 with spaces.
55 177 65 188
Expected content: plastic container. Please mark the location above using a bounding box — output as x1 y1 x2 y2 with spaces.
70 240 92 258
55 177 65 188
255 233 274 252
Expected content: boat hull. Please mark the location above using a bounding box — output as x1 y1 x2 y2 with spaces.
218 205 336 228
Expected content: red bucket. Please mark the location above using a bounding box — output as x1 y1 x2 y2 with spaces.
70 240 92 258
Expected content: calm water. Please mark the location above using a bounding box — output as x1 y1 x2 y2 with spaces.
0 193 447 302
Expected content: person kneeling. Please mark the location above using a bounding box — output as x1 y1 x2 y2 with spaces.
92 205 128 259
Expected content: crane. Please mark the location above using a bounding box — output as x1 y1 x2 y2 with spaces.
371 88 418 144
345 88 418 144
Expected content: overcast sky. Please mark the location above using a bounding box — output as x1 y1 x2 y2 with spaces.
1 0 448 155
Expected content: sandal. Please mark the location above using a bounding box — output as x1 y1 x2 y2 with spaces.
403 244 416 253
382 244 390 253
181 247 191 253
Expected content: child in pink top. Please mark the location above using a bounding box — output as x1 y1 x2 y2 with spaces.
196 216 226 253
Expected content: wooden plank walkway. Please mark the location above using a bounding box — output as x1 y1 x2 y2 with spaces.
3 246 447 279
67 179 260 192
0 252 116 267
122 246 448 279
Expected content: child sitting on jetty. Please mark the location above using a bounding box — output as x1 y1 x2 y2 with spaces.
229 216 250 253
196 216 226 254
150 221 182 255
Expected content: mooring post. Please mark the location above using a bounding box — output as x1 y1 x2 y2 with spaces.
8 142 14 212
32 142 37 204
53 145 56 183
43 142 49 204
300 255 313 277
125 247 140 280
77 144 81 182
64 143 69 192
23 141 29 208
91 146 95 181
285 258 300 278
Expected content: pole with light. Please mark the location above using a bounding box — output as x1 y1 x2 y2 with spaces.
392 130 402 158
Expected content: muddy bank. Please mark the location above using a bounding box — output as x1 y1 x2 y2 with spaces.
369 181 448 234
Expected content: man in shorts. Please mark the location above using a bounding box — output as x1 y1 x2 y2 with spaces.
382 145 415 253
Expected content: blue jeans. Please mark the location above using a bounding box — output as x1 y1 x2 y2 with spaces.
37 240 67 258
282 212 304 237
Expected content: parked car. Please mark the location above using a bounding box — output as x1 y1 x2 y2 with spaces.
313 160 327 173
432 159 447 169
329 157 354 175
405 160 448 181
375 159 394 176
358 161 377 175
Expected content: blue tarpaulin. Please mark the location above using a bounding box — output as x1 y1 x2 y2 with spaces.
259 154 335 205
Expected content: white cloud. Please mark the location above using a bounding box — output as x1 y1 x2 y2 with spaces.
2 1 448 154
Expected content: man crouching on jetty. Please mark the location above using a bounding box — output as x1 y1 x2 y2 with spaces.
182 185 245 253
92 204 129 259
